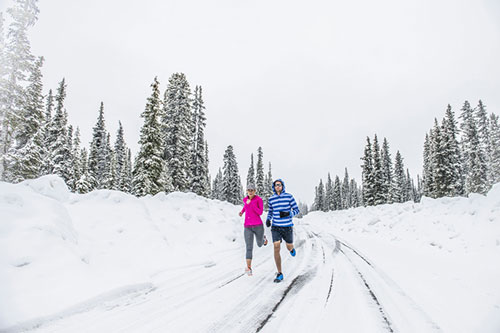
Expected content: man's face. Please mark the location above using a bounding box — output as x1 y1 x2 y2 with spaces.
274 182 283 192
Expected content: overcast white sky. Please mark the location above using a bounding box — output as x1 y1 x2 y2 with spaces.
2 0 499 204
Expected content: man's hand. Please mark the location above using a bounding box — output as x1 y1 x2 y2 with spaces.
279 211 290 218
266 220 271 227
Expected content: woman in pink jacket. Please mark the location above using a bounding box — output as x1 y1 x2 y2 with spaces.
239 183 268 275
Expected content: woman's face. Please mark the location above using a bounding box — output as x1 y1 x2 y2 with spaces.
247 189 256 198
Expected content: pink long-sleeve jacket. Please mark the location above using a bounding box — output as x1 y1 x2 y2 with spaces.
240 195 264 227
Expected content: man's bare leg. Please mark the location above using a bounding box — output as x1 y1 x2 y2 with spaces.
273 241 282 273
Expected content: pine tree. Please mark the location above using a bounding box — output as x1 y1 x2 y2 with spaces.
341 168 351 209
489 113 500 185
361 137 375 206
372 135 384 205
0 0 39 179
442 105 464 196
15 56 44 150
40 89 53 175
430 118 447 198
406 169 414 202
333 175 342 210
221 145 242 204
475 100 491 187
101 132 113 189
189 86 210 197
314 179 326 211
163 73 192 192
324 173 334 211
246 153 255 188
212 168 224 200
460 100 489 194
119 148 133 193
264 162 273 210
48 78 72 184
132 77 171 196
114 121 127 190
74 147 92 194
349 179 360 208
392 151 406 203
256 147 265 196
88 102 109 189
380 138 393 203
422 132 433 197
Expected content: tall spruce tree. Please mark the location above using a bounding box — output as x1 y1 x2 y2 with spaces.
392 150 406 203
74 147 92 194
132 77 171 196
0 0 39 179
190 85 210 197
372 135 384 205
442 105 464 196
361 137 375 206
489 113 500 185
342 168 351 209
333 175 342 210
380 138 393 203
114 121 127 190
475 100 491 187
246 153 255 187
325 173 334 211
256 147 265 196
430 118 447 198
88 102 109 189
48 78 72 184
212 168 224 200
460 100 488 194
264 162 273 209
163 73 192 192
221 145 242 204
314 179 326 211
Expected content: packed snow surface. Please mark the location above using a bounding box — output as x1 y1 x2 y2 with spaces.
1 175 499 332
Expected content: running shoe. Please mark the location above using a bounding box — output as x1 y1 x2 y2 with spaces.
274 272 283 283
290 248 296 257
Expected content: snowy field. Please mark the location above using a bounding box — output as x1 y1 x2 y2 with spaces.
1 175 499 332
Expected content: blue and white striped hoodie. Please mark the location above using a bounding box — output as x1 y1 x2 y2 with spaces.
266 179 300 227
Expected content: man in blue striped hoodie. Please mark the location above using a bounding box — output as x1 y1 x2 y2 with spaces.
265 178 300 282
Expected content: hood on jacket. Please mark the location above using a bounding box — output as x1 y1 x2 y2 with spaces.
272 178 286 195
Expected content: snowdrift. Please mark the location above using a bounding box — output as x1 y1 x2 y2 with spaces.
0 175 242 329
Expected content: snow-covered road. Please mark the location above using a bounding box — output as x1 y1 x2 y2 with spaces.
12 225 443 333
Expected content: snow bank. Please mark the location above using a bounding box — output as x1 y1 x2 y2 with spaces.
301 183 500 333
0 176 242 329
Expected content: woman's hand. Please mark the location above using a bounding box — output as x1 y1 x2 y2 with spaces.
239 212 243 217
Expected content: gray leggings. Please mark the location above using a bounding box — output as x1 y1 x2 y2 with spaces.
244 225 265 259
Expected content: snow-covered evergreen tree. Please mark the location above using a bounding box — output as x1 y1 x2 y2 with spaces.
349 179 360 208
460 100 489 194
132 77 171 196
475 100 490 182
314 179 326 211
74 147 92 194
189 86 210 197
442 105 464 196
256 147 265 196
114 121 127 191
333 175 342 210
422 132 433 197
0 0 39 179
119 148 133 193
48 78 72 184
325 173 334 211
342 168 351 209
430 118 447 198
40 89 53 175
88 102 109 190
15 56 44 149
221 145 242 204
380 138 393 203
264 162 273 210
392 150 406 203
246 153 255 188
163 73 192 192
372 135 384 205
489 113 500 185
212 168 224 200
101 132 114 189
361 137 375 206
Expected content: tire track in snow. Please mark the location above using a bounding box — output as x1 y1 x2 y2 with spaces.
340 248 395 332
